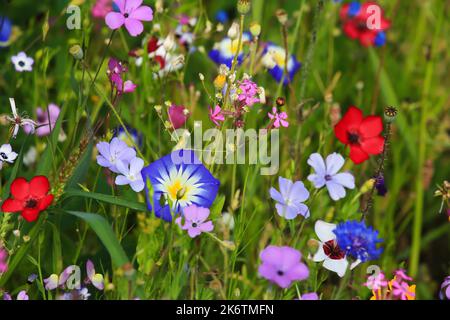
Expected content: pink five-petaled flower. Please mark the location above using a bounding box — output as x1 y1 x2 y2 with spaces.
105 0 153 37
268 107 288 128
175 205 214 238
390 277 416 300
258 245 309 289
209 105 225 126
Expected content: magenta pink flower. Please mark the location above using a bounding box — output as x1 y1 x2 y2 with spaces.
237 79 259 107
0 247 8 274
107 58 137 94
92 0 112 19
391 279 416 300
175 205 214 238
105 0 153 37
258 245 309 288
268 107 289 128
209 105 225 126
168 105 189 129
394 269 413 281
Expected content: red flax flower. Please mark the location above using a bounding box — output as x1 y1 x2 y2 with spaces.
1 176 54 222
334 106 384 164
340 2 391 47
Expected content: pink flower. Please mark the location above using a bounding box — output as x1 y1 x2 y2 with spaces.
107 58 137 94
237 79 259 107
92 0 112 19
394 269 413 281
105 0 153 37
23 103 60 137
0 247 8 274
168 105 189 129
209 105 225 126
364 271 388 290
268 107 289 128
175 205 214 238
391 279 416 300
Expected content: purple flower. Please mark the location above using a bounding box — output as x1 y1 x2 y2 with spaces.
107 58 137 94
440 276 450 300
115 157 145 192
105 0 153 37
374 174 387 196
23 103 60 136
0 247 8 273
270 177 310 220
86 260 104 290
175 205 214 238
96 137 136 173
17 291 29 300
307 153 355 201
258 245 309 288
300 292 319 300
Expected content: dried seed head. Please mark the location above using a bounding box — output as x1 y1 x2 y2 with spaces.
276 97 286 107
384 106 398 122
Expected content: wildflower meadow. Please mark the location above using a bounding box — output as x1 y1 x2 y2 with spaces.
0 0 449 304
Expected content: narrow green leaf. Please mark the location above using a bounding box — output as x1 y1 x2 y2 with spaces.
65 211 129 268
63 189 147 212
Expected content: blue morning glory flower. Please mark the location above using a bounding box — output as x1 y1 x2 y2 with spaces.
0 16 12 47
333 220 383 262
262 43 301 86
208 33 251 68
141 149 220 222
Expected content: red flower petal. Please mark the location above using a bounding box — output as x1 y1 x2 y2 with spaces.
10 177 30 200
1 198 24 212
21 208 40 222
37 194 54 211
334 106 364 144
359 30 377 46
359 115 383 138
361 136 385 155
349 145 370 164
30 176 50 198
339 3 350 20
343 21 360 39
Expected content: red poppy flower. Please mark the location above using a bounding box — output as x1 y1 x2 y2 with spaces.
340 2 390 47
334 106 384 164
1 176 54 222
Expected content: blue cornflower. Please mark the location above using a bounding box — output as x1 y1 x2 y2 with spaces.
374 174 387 196
215 10 229 24
333 220 383 262
348 2 361 17
374 32 387 47
0 16 12 47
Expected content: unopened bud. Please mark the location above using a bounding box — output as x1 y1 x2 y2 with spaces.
228 22 240 40
237 0 251 15
69 44 84 60
276 9 288 25
384 106 398 123
249 22 261 37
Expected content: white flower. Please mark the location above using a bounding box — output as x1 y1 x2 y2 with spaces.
23 146 37 166
312 220 360 277
115 157 145 192
6 98 37 138
11 52 34 72
307 153 355 201
0 144 18 170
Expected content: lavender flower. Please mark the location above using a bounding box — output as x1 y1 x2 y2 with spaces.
96 137 136 173
270 177 310 219
307 153 355 201
258 245 309 288
175 205 214 238
115 157 145 192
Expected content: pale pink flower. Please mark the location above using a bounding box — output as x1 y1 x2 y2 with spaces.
175 205 214 238
364 271 388 290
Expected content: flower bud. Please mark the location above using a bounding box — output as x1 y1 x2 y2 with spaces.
249 22 261 37
69 44 83 60
199 73 205 81
237 0 251 15
384 106 398 123
227 22 240 39
276 9 288 25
